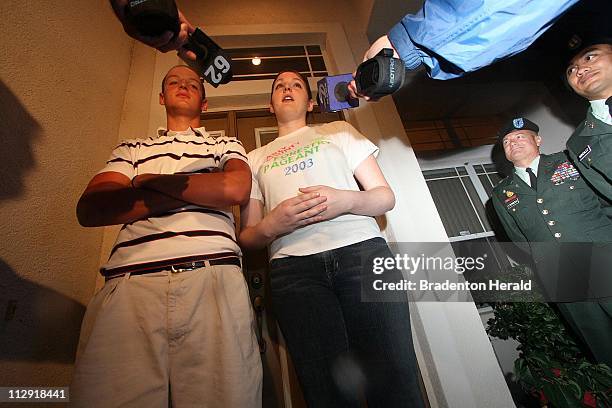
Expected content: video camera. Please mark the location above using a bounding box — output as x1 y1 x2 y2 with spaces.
317 48 405 112
125 0 232 87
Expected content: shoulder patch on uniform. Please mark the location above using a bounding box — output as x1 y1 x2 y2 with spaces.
513 118 524 129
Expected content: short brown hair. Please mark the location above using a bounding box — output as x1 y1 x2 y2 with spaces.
161 65 206 99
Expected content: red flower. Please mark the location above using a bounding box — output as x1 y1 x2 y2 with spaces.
551 368 562 377
583 391 596 407
538 390 548 404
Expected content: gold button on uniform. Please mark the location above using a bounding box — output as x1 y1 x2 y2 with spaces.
537 198 543 204
548 220 556 226
542 209 549 215
554 232 562 238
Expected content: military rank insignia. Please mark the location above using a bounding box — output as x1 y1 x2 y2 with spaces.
504 191 519 209
550 161 580 185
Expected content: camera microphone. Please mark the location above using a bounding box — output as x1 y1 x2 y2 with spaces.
125 0 233 87
317 48 405 112
355 48 404 100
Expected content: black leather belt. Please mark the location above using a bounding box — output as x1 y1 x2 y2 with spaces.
104 257 241 281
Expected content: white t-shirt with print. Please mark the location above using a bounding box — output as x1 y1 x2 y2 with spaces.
248 121 383 259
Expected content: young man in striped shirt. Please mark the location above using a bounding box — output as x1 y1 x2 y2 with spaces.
72 65 262 407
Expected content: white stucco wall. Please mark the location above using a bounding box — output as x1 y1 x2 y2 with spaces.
0 0 132 386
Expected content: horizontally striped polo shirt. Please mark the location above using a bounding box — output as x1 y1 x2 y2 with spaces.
99 127 248 274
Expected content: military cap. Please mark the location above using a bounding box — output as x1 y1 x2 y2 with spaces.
564 32 612 64
498 117 539 140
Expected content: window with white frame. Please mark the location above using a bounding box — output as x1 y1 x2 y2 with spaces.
423 162 509 275
226 45 327 82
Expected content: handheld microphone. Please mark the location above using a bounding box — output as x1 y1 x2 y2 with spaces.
125 0 233 87
317 48 405 112
317 74 359 113
183 29 233 87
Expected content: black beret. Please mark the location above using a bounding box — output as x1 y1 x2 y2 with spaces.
498 117 539 140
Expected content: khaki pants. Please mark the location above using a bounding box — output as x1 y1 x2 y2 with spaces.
71 264 262 408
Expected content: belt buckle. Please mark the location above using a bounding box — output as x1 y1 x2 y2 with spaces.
171 265 185 273
171 261 198 273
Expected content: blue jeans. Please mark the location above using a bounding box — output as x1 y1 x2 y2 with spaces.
270 238 424 408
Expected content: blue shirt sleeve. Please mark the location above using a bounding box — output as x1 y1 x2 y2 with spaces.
388 0 579 80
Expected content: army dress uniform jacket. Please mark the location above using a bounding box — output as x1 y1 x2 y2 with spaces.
566 109 612 203
492 151 612 245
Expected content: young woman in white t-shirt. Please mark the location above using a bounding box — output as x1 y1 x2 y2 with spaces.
239 71 423 408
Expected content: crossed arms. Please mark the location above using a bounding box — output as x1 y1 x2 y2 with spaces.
77 159 251 227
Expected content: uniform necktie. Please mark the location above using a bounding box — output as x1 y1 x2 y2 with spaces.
526 167 537 189
606 96 611 116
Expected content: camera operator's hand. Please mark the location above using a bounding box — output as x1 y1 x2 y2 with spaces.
347 35 399 100
109 0 197 60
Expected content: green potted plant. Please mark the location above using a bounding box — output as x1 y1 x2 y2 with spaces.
485 266 612 407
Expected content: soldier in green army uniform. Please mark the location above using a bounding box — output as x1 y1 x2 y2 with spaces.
564 35 612 203
491 117 612 367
